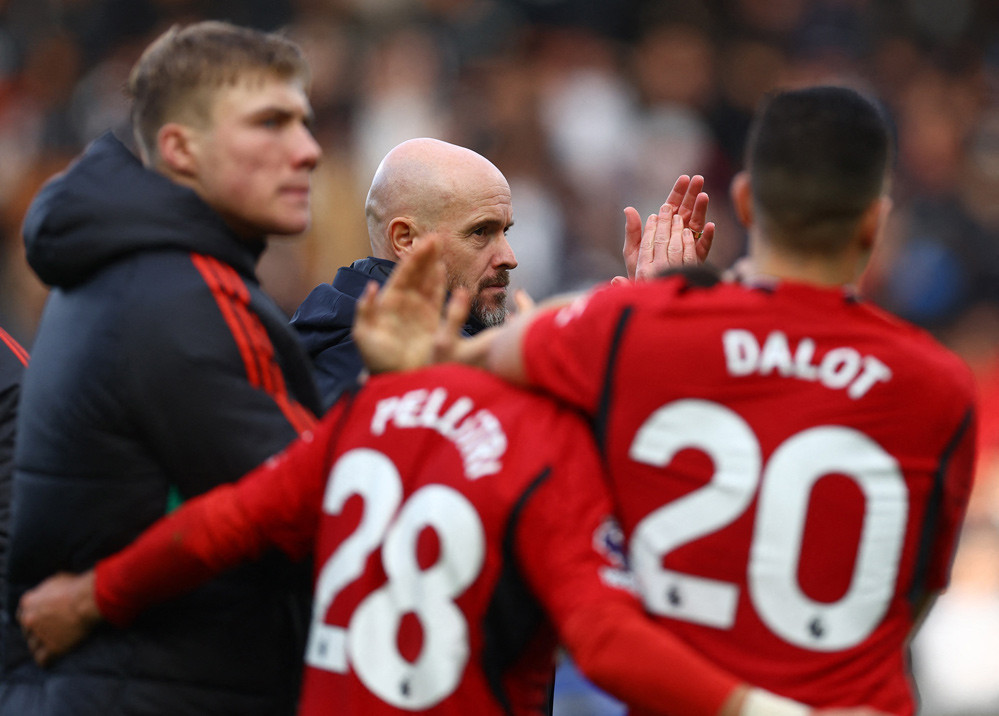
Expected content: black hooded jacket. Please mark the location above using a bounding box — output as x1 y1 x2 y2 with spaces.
1 133 322 715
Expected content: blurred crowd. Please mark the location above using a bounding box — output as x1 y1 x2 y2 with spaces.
1 0 998 713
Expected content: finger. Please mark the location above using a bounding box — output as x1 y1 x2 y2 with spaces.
434 288 471 363
424 250 446 308
24 629 44 662
443 287 471 337
622 207 644 280
412 239 442 300
31 635 55 668
663 175 691 210
696 222 716 264
678 176 705 221
353 280 380 328
638 213 658 267
397 237 440 296
653 202 675 257
610 276 630 287
666 213 684 266
688 189 709 231
18 599 35 633
681 227 696 264
623 207 642 254
642 204 674 280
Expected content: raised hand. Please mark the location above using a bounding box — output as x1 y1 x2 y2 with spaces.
354 236 468 373
621 174 715 282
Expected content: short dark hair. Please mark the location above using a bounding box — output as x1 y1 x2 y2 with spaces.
746 85 892 253
128 21 310 164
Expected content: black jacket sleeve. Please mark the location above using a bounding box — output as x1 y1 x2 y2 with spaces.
0 330 26 615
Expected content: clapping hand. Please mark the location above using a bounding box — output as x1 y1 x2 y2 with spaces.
617 174 715 284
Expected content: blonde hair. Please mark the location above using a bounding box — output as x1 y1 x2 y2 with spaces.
128 20 309 164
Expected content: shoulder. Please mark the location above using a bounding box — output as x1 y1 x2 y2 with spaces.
859 300 976 395
291 280 356 330
291 259 394 329
421 364 594 439
117 252 235 323
103 251 281 367
525 276 700 347
359 364 598 483
577 272 722 315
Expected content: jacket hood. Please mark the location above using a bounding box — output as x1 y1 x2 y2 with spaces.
22 132 265 287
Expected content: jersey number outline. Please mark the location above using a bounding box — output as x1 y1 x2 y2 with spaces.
305 448 486 709
629 399 908 651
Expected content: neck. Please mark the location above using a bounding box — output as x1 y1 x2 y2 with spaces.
745 231 867 288
368 239 397 262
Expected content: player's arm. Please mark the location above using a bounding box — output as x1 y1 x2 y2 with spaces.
902 402 977 646
508 436 743 716
554 594 892 716
16 412 338 666
513 430 887 716
513 489 761 716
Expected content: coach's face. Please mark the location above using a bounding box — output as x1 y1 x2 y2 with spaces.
430 166 517 327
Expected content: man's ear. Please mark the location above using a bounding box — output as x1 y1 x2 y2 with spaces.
858 195 893 251
156 123 199 177
387 218 417 259
730 171 753 228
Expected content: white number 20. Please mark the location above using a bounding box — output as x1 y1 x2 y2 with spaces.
304 448 485 709
629 399 907 651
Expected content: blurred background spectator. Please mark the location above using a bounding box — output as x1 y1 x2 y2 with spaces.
1 1 997 714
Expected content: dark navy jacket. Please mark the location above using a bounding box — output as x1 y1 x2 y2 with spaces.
291 257 486 407
1 133 322 715
290 256 395 406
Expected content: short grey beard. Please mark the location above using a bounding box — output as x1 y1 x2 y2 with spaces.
446 267 510 328
471 300 507 327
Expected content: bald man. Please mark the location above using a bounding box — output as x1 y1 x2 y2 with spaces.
291 138 518 404
292 138 713 405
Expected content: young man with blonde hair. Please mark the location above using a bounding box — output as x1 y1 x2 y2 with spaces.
1 21 323 715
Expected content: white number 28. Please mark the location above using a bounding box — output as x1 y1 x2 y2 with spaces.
629 399 907 651
304 448 485 710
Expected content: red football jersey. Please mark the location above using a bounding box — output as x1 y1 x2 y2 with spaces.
521 276 978 716
96 364 739 715
292 366 632 715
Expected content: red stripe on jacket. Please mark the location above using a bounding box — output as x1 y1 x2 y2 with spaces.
0 328 28 366
191 254 316 434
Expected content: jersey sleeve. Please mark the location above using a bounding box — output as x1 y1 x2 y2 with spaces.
513 416 740 716
925 403 978 592
521 285 632 415
94 406 344 627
